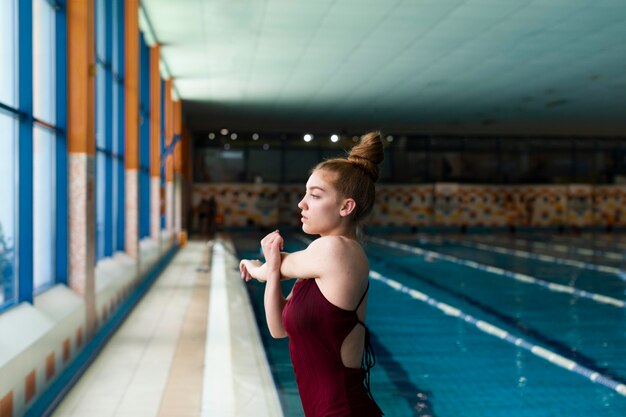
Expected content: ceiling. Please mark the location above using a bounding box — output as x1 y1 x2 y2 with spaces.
142 0 626 136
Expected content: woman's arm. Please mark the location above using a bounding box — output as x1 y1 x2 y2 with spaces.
240 236 336 282
278 236 337 279
261 231 288 338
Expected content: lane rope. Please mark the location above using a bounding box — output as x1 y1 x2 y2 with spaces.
368 236 624 309
452 238 626 277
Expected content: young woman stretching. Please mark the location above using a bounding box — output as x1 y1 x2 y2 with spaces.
240 132 384 417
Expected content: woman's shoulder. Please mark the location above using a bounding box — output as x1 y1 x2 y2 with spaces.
309 236 368 272
310 235 363 255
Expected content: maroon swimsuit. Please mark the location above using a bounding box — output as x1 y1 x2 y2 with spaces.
282 279 383 417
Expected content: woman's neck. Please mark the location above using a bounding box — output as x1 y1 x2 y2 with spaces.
321 223 358 241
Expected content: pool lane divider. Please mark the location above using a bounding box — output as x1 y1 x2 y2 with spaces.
470 234 625 261
369 237 625 309
368 269 626 398
452 239 626 277
504 237 625 261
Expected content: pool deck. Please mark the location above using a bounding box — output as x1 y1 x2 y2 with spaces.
51 238 283 417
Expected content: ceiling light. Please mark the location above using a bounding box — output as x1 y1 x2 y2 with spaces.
224 143 231 150
304 134 313 142
352 136 359 142
220 128 229 136
208 133 215 140
231 133 238 140
386 135 394 143
330 134 339 143
263 143 270 150
252 133 259 140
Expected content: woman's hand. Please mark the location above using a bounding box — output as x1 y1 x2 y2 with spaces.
260 230 283 276
239 259 263 282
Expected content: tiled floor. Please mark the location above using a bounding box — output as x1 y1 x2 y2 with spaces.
51 239 282 417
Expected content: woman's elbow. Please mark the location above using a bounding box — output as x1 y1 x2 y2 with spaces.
269 328 288 339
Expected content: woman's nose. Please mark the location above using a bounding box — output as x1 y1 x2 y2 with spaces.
298 198 306 209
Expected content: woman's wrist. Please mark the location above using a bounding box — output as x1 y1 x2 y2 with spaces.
265 266 281 279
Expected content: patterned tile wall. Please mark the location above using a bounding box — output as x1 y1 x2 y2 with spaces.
192 183 626 228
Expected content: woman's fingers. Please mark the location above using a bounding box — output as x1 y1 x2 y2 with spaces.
240 262 246 279
260 230 279 246
261 232 281 253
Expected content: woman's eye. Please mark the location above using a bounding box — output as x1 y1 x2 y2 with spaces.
310 194 319 199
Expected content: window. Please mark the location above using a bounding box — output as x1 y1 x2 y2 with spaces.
248 148 280 182
1 0 17 308
0 114 17 308
32 0 57 291
95 0 109 260
33 126 55 290
285 149 318 182
0 0 16 107
33 0 55 122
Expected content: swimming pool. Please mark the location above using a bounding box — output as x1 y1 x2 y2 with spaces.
234 232 626 417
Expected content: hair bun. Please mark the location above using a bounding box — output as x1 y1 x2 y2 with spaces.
347 131 384 181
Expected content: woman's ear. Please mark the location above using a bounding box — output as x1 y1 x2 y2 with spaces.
339 198 356 217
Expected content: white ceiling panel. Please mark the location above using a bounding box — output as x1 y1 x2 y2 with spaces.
143 0 626 134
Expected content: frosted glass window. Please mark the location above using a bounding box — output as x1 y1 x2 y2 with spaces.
33 0 56 123
33 126 55 291
0 0 16 106
0 114 17 306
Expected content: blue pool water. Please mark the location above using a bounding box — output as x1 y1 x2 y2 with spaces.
234 232 626 417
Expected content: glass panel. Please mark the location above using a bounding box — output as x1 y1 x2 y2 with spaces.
33 0 56 123
140 170 150 238
0 0 16 106
33 126 55 291
402 150 429 182
0 114 16 307
284 149 319 182
194 148 245 182
249 149 280 183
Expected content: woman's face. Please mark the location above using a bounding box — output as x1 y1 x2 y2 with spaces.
298 170 344 235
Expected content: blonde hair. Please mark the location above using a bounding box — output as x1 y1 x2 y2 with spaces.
313 131 384 223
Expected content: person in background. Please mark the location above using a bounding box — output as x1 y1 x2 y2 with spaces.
240 132 385 417
197 196 217 238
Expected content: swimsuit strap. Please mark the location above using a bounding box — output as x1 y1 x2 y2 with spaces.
353 281 370 312
361 325 384 415
355 281 384 415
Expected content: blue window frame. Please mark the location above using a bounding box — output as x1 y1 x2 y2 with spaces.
16 0 34 305
160 78 166 229
55 0 68 287
139 33 150 239
113 0 125 252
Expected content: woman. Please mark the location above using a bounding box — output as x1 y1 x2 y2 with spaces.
240 132 384 417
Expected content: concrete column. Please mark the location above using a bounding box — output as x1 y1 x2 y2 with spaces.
124 0 139 259
67 0 96 338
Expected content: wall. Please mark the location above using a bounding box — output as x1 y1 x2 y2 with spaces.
191 183 626 229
